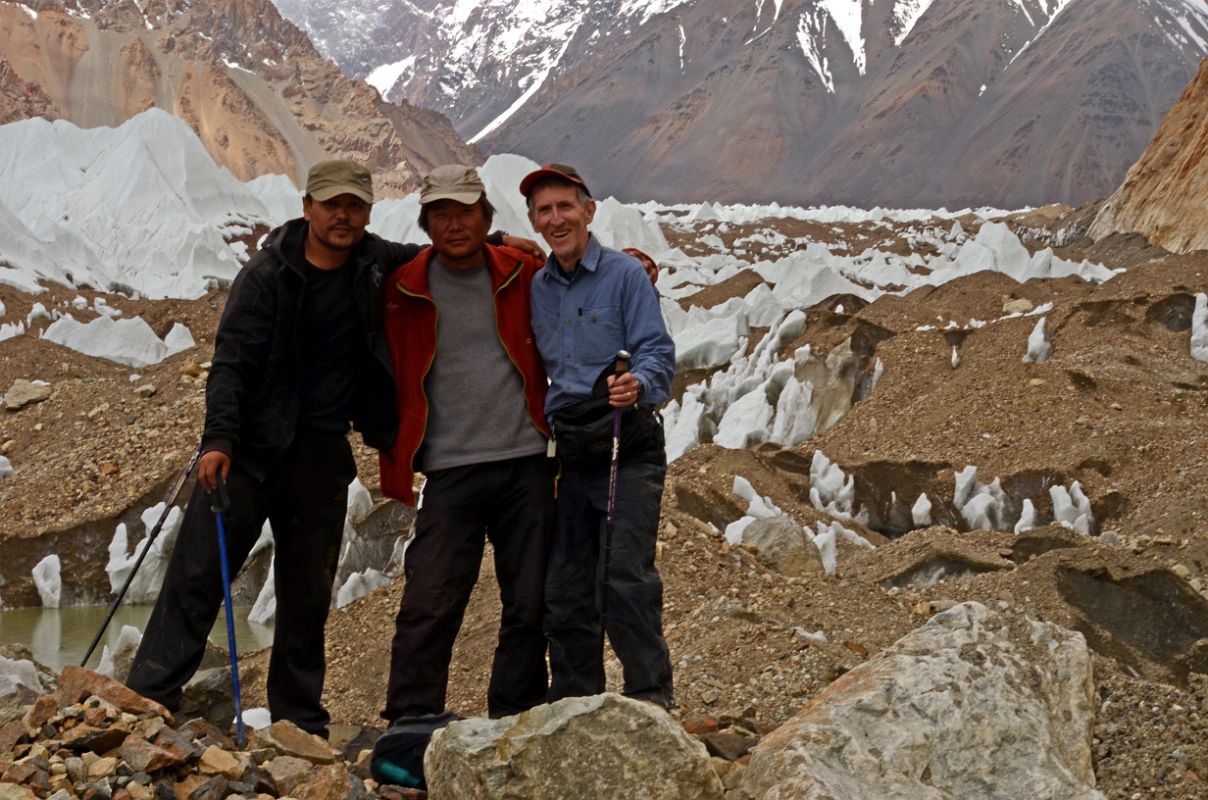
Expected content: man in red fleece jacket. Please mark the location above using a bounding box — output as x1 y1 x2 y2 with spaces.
378 164 553 724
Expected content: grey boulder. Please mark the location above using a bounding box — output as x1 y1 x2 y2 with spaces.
425 693 724 800
738 601 1104 800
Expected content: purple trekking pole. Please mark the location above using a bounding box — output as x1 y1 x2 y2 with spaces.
599 349 631 678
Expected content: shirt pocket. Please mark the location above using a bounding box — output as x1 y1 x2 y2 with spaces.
575 303 623 367
530 312 553 358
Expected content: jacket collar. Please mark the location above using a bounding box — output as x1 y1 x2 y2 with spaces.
540 235 601 284
264 217 376 279
396 244 522 297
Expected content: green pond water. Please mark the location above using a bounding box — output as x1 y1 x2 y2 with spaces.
0 603 274 671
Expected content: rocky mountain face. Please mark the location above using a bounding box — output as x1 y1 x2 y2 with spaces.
271 0 1208 208
1089 56 1208 254
0 0 478 194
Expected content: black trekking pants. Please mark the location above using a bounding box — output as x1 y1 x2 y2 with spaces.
545 459 674 708
126 431 354 736
382 454 554 721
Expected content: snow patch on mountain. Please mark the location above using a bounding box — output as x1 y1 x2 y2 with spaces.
797 10 836 92
1006 0 1083 66
754 0 785 25
1036 0 1078 17
366 56 415 99
1159 0 1208 52
891 0 935 45
469 25 577 143
1177 0 1208 16
1008 0 1038 26
820 0 866 74
797 0 867 92
618 0 690 25
1028 0 1078 37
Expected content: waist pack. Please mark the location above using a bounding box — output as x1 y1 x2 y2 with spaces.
370 710 461 789
553 399 664 467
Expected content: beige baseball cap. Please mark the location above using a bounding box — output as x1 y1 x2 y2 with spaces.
420 164 486 205
305 159 374 203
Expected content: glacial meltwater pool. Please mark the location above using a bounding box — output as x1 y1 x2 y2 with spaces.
0 604 274 670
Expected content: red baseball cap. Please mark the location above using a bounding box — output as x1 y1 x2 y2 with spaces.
519 163 592 199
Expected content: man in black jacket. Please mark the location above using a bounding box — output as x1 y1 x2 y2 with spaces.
125 160 404 735
125 160 533 736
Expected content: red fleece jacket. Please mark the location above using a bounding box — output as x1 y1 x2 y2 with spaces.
378 244 550 505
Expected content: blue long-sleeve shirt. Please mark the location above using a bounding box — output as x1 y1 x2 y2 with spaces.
531 236 675 417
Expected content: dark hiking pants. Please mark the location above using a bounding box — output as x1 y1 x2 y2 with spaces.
382 454 554 722
545 459 674 708
126 431 354 736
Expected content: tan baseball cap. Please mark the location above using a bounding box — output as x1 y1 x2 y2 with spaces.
420 164 486 205
305 159 374 203
519 163 592 199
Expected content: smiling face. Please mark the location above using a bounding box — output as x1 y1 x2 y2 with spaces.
527 182 596 271
425 198 491 269
303 193 370 261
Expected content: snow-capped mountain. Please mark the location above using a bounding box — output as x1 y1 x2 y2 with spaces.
270 0 1208 207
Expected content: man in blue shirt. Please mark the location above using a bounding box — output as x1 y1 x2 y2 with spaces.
520 163 676 708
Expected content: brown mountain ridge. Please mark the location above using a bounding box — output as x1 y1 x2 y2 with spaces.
0 0 478 195
1091 55 1208 255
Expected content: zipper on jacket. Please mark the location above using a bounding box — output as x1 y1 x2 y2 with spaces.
398 281 440 464
278 266 307 458
492 262 551 439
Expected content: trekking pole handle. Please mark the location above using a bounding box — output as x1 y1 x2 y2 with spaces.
614 350 631 377
210 471 232 514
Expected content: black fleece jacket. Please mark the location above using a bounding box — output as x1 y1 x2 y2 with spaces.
201 219 420 480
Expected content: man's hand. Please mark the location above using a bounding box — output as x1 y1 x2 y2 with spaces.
623 248 659 285
503 235 546 260
198 450 231 493
607 372 641 409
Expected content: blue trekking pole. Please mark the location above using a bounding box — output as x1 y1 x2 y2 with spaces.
211 472 247 749
599 349 631 685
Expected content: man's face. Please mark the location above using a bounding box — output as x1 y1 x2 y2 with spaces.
528 183 596 269
425 199 490 267
303 193 371 252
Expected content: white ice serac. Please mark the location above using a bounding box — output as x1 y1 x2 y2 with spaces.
1191 293 1208 362
1023 317 1052 364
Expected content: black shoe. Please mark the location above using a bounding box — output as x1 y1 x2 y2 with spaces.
370 710 461 789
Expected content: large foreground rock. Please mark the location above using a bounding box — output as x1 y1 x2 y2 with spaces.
57 665 170 719
737 602 1103 800
3 379 51 412
740 517 825 577
0 658 45 724
255 720 339 764
425 693 724 799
